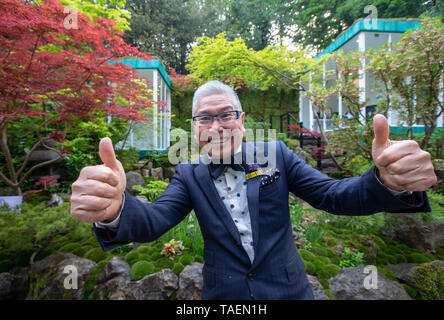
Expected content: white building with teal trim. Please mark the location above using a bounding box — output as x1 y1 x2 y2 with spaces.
112 59 172 157
299 19 444 134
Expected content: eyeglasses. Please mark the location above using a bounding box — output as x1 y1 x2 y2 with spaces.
192 110 242 126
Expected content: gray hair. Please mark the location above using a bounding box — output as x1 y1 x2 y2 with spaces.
192 80 242 116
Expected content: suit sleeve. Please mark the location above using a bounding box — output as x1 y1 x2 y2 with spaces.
94 163 193 251
279 141 431 216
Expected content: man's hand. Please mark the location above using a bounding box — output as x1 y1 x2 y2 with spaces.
70 137 127 223
372 114 437 192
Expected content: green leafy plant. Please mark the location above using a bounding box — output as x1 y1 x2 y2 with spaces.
132 180 169 202
339 247 364 268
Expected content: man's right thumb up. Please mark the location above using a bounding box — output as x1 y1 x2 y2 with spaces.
99 137 119 170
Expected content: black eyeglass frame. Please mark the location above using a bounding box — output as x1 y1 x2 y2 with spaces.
192 110 243 124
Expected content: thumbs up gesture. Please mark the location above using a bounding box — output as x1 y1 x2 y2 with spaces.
70 138 127 223
372 114 437 192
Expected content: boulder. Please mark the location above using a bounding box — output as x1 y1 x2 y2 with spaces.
307 275 329 300
0 273 15 299
328 267 412 300
141 169 150 178
47 193 64 207
150 167 163 181
382 214 444 254
386 263 419 290
163 166 176 181
125 171 147 195
96 257 130 285
125 269 178 300
176 262 203 300
29 252 96 300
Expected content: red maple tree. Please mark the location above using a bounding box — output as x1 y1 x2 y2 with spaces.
0 0 154 195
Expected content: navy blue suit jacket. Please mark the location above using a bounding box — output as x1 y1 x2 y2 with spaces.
94 140 431 300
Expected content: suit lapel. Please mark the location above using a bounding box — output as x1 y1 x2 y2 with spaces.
193 163 242 247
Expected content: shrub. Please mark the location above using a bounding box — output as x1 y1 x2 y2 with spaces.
413 261 444 300
84 248 108 263
172 263 185 275
305 224 324 243
130 261 156 280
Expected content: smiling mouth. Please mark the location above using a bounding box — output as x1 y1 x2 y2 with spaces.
209 136 231 145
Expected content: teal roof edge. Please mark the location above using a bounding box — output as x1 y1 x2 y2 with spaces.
111 59 172 89
316 20 422 59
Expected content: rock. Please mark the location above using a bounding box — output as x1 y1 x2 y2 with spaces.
307 275 329 300
125 171 147 195
47 193 64 207
382 214 444 254
329 267 412 300
177 262 203 300
125 269 178 300
294 147 307 162
29 252 96 300
96 257 130 285
95 275 130 300
386 263 419 290
141 169 150 178
150 167 163 180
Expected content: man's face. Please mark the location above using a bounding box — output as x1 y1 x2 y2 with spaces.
193 93 245 161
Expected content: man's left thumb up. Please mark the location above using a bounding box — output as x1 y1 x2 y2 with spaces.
372 114 390 162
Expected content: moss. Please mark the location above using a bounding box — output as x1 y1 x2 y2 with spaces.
394 254 407 264
402 284 418 299
316 256 331 265
408 253 432 264
156 258 173 270
179 254 194 266
71 245 93 258
304 261 316 275
137 254 151 263
130 261 156 281
124 251 140 266
136 246 151 255
378 265 397 282
319 277 329 290
151 252 162 260
310 245 329 257
172 263 185 275
312 258 326 272
413 260 444 300
82 260 108 300
84 248 108 263
194 255 204 263
317 264 341 280
58 243 78 253
325 289 334 300
298 249 316 262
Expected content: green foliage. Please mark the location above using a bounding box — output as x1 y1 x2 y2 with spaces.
0 201 84 270
289 204 304 225
408 253 432 264
343 155 374 177
179 254 194 266
130 261 155 280
84 248 109 263
413 261 444 300
339 248 364 268
291 0 427 52
124 251 140 266
132 180 169 203
305 224 324 244
172 262 185 275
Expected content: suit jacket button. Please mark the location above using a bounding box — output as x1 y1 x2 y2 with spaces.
248 272 254 280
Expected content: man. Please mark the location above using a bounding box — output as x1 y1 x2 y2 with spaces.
70 80 437 300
